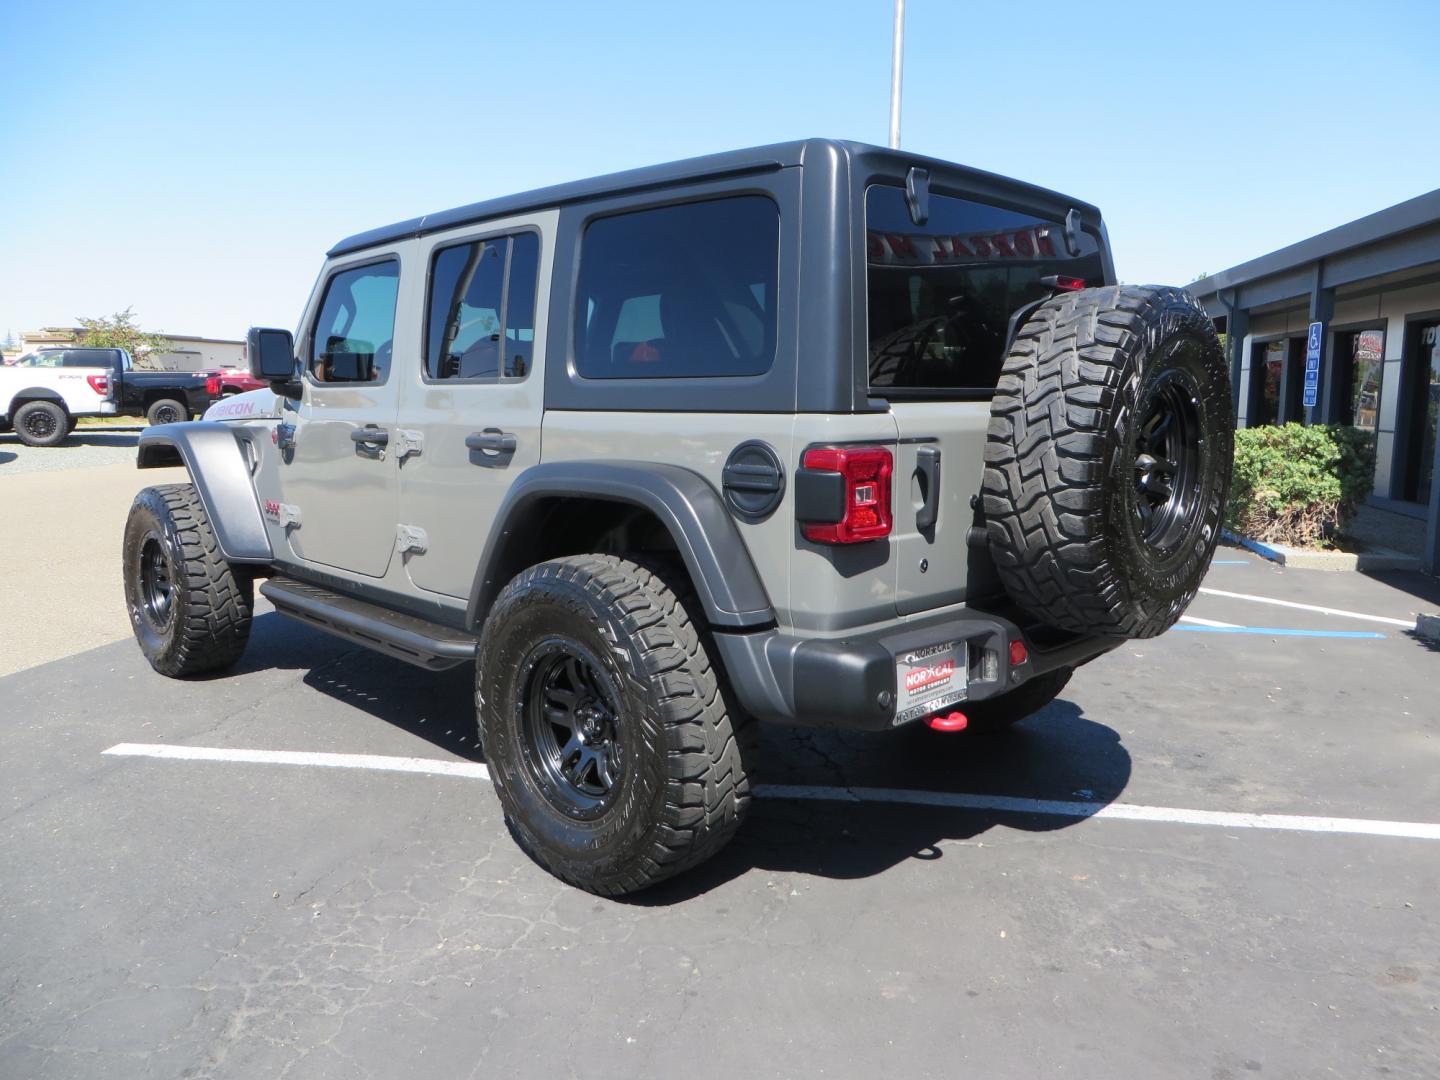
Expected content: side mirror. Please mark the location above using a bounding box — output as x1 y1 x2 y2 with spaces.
246 327 301 400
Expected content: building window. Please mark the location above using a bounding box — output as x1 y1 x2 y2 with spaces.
1342 328 1384 432
1405 320 1440 505
1251 340 1285 426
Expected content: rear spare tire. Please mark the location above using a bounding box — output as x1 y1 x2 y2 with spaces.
13 400 69 447
982 285 1232 638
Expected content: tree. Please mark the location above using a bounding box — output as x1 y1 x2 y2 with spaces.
1 329 15 350
73 308 174 369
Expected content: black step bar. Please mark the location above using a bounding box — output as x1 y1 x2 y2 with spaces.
260 577 478 671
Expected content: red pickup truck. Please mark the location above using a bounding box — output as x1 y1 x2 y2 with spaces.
204 368 267 396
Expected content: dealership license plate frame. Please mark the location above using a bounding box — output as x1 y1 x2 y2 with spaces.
894 639 968 725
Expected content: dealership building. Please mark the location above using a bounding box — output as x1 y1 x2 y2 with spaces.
1188 188 1440 573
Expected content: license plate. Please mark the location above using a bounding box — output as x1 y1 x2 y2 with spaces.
894 640 968 725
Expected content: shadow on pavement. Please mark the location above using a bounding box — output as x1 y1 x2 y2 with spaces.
239 613 1131 895
632 703 1132 903
0 431 141 448
1362 567 1440 609
0 450 15 465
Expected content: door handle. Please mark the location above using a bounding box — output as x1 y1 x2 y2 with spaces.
351 426 390 446
915 446 941 532
466 429 517 455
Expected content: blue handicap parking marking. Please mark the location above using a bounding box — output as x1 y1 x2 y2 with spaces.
1174 625 1386 639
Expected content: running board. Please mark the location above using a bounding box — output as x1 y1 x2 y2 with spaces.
259 577 478 671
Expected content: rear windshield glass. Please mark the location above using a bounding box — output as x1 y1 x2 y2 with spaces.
866 185 1105 397
574 195 778 380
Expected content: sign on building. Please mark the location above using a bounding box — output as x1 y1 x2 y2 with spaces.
1303 321 1323 409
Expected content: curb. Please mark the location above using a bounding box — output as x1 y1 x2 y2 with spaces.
1221 530 1421 573
1417 614 1440 643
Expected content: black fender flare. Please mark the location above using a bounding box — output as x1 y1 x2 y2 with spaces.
467 461 775 631
137 422 273 564
8 387 68 411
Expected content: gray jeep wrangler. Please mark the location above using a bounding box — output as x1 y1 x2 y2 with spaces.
122 139 1232 894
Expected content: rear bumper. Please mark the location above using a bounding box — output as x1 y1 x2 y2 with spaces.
712 607 1119 731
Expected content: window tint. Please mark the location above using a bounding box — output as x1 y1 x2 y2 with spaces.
309 260 400 383
866 185 1106 396
504 232 540 378
575 196 778 379
425 231 540 381
62 349 119 368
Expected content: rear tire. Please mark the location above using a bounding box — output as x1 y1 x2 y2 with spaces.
477 554 752 896
13 401 69 447
123 484 253 677
146 398 186 426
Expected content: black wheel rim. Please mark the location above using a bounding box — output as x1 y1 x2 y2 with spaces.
152 404 180 425
518 640 624 819
1132 372 1205 552
137 536 175 631
23 409 58 440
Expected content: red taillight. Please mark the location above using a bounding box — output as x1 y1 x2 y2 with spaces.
86 374 108 395
1043 275 1086 292
1009 639 1029 667
206 375 222 396
800 446 894 544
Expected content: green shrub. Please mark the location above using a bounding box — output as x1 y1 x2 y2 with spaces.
1224 424 1375 548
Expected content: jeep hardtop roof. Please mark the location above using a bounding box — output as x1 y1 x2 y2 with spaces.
328 138 1103 258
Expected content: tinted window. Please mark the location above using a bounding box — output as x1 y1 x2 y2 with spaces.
62 349 119 368
426 231 540 380
504 232 540 378
866 185 1106 396
309 260 400 383
575 196 778 379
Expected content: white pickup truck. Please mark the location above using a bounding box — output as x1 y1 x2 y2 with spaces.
1 354 118 446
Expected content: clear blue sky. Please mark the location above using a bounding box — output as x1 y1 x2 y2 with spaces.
3 0 1437 343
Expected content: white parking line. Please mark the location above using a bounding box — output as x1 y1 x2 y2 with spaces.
1178 614 1240 628
103 743 1440 842
1197 587 1415 627
103 742 491 779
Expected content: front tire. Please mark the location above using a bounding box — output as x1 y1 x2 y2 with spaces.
123 484 253 677
146 398 187 426
13 401 69 447
477 555 751 896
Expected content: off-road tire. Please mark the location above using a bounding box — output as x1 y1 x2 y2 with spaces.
476 554 752 896
982 285 1232 638
13 400 69 447
952 667 1073 735
146 398 187 426
123 484 253 677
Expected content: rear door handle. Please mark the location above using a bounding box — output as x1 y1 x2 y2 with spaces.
916 446 941 531
466 429 517 455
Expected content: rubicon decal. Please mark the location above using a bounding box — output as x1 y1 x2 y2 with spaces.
905 659 956 696
868 225 1058 266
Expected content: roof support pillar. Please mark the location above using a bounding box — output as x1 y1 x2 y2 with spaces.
1224 291 1247 418
1309 263 1340 424
1426 432 1440 576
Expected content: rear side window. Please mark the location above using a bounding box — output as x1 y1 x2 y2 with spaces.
574 196 778 379
866 186 1106 397
309 259 400 384
426 231 540 381
61 349 119 368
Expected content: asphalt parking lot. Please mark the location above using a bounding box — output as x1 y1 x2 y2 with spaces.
2 451 1439 1078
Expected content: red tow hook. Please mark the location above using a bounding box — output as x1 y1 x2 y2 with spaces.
926 711 969 733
